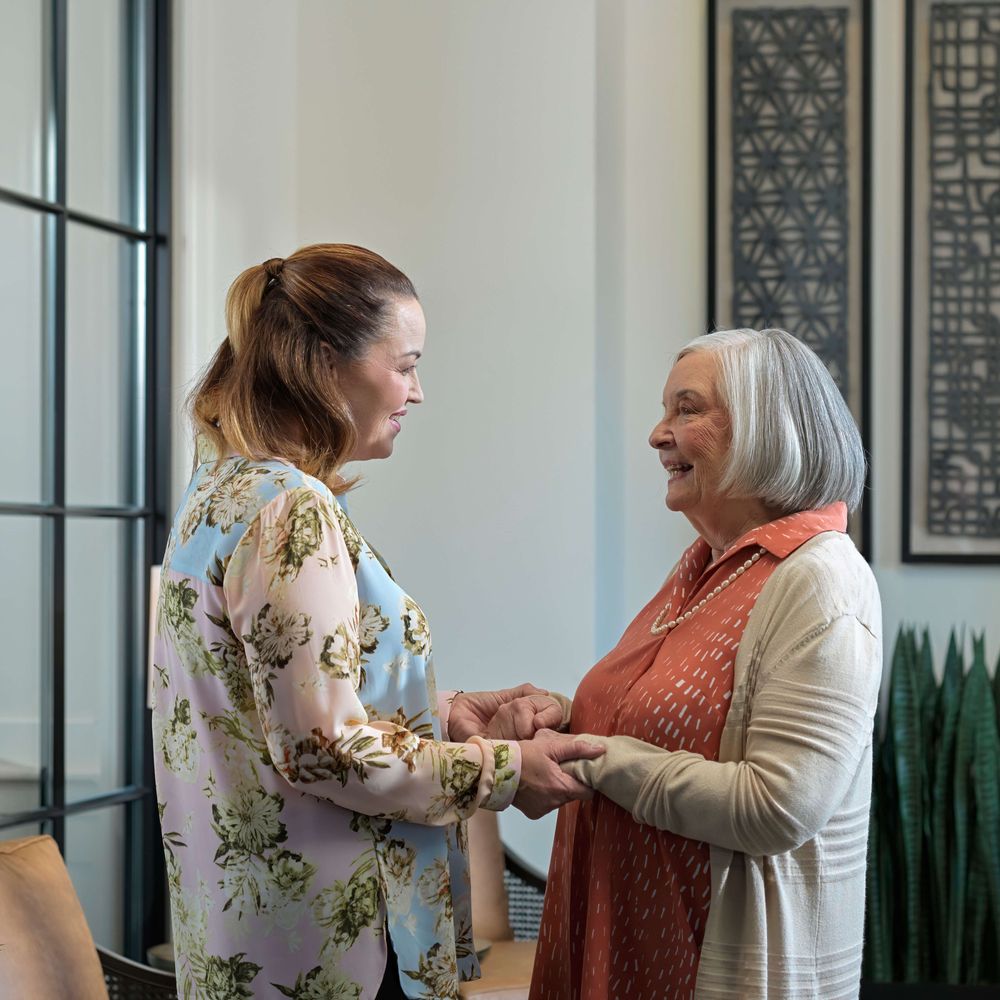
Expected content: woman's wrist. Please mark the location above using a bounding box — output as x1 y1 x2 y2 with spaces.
438 688 461 740
467 735 521 811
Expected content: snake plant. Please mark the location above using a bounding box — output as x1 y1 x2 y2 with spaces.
865 627 1000 985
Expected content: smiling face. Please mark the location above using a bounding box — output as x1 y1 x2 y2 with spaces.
649 350 782 554
339 297 426 462
649 352 732 525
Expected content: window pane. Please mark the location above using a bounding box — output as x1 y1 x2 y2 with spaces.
0 821 44 842
66 518 134 801
0 0 45 197
66 806 124 951
0 516 44 820
66 224 140 507
0 202 45 504
67 0 138 225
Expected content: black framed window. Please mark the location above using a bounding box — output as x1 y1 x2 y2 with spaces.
0 0 170 959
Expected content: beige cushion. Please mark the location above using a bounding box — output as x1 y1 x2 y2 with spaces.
0 835 108 999
464 811 537 998
460 940 537 999
466 809 513 942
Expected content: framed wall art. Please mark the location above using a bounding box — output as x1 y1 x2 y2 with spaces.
708 0 872 555
903 0 1000 562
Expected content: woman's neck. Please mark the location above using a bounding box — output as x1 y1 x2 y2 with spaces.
687 500 782 562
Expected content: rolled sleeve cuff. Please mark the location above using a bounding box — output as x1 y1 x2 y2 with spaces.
468 736 521 812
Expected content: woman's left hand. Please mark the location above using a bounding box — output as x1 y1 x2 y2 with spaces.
449 684 564 742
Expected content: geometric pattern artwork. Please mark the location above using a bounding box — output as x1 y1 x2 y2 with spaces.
730 7 851 395
925 2 1000 538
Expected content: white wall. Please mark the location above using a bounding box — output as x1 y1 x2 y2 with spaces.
300 0 601 864
619 1 708 613
171 0 300 496
172 0 1000 873
295 0 598 693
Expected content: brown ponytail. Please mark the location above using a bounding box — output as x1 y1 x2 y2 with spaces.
189 243 417 492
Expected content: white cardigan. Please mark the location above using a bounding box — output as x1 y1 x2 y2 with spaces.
566 530 882 999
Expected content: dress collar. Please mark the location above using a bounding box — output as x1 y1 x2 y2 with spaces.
680 502 847 597
721 502 848 561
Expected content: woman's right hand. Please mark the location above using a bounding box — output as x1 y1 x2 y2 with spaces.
512 730 605 819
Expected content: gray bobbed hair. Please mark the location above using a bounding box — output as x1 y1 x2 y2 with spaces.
677 328 866 514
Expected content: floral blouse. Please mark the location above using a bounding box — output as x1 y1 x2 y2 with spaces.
151 454 520 1000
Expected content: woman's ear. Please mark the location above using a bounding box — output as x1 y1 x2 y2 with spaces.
318 341 344 384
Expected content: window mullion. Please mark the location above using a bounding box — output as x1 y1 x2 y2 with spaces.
126 0 166 960
40 0 68 852
139 0 174 958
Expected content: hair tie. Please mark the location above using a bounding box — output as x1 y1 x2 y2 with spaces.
262 257 285 288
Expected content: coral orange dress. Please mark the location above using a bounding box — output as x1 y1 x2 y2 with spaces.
531 505 847 1000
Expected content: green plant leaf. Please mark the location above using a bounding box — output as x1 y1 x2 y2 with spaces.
949 635 986 982
965 848 987 984
880 682 900 981
889 627 924 981
970 638 1000 979
994 645 1000 737
932 629 964 980
869 627 1000 985
918 627 937 735
917 628 937 973
866 697 891 981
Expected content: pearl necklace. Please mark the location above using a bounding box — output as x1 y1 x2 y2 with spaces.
650 547 766 635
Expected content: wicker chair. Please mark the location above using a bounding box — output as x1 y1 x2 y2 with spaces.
501 848 546 941
99 946 177 1000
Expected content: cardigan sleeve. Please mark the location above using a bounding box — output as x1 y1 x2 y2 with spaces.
564 565 882 856
224 486 520 823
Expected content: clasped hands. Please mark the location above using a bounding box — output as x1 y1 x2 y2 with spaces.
449 684 603 819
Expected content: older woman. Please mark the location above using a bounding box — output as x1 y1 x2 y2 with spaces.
151 243 601 1000
528 328 882 1000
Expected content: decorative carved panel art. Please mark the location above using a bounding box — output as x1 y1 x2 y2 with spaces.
905 0 1000 560
729 6 851 391
710 0 871 553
